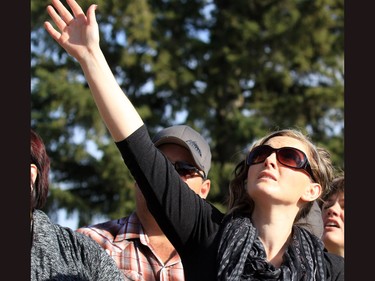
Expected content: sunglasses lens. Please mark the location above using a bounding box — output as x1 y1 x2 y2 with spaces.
174 162 204 179
176 167 190 177
278 148 305 168
175 163 190 175
247 146 273 165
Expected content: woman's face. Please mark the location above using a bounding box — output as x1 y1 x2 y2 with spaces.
246 136 318 206
321 191 344 255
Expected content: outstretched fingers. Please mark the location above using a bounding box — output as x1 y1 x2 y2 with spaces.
66 0 86 19
51 0 75 26
47 0 88 30
43 21 61 42
45 5 66 33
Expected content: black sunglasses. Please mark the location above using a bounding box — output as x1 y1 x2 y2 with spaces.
173 161 206 180
246 145 316 182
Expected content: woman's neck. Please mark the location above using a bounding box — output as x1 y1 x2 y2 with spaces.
251 207 295 267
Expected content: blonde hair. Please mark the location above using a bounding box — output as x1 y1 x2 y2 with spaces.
227 129 335 222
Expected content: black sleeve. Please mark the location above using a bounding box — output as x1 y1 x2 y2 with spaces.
115 125 224 255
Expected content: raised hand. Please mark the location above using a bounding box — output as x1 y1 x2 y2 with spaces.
44 0 99 63
44 0 143 141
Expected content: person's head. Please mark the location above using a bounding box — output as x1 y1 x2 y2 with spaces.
31 129 50 212
134 125 212 212
152 125 211 198
320 175 344 256
228 129 335 222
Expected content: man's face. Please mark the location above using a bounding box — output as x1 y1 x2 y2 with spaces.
158 143 210 198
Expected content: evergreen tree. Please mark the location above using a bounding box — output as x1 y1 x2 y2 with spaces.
31 0 343 227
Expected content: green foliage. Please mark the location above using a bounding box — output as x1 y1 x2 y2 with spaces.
31 0 344 228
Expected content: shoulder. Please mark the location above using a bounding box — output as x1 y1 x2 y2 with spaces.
324 252 344 281
73 231 125 280
32 211 125 280
33 209 82 248
32 209 51 225
324 251 344 267
33 211 104 257
77 213 136 238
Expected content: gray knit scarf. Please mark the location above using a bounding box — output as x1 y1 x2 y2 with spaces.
217 215 326 280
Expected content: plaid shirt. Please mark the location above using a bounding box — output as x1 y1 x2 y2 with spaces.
76 212 184 281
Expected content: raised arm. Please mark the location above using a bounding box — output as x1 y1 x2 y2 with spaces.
44 2 224 268
44 0 143 142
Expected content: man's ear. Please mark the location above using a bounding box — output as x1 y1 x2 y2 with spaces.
31 164 38 190
199 179 211 199
301 182 321 202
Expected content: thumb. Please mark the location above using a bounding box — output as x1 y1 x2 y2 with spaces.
86 4 98 25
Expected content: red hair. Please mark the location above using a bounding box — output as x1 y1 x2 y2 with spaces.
31 129 50 210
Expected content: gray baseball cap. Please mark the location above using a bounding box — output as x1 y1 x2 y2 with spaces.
152 125 212 177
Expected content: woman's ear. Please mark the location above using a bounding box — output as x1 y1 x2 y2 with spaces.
301 182 321 202
30 164 38 191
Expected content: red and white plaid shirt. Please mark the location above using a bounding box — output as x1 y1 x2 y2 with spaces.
77 212 185 281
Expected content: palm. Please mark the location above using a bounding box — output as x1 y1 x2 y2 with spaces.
58 14 99 60
45 1 99 62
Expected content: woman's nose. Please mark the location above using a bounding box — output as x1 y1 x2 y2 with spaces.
263 152 277 168
326 202 340 216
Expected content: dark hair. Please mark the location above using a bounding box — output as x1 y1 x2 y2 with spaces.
227 129 335 221
31 129 50 210
319 175 344 208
